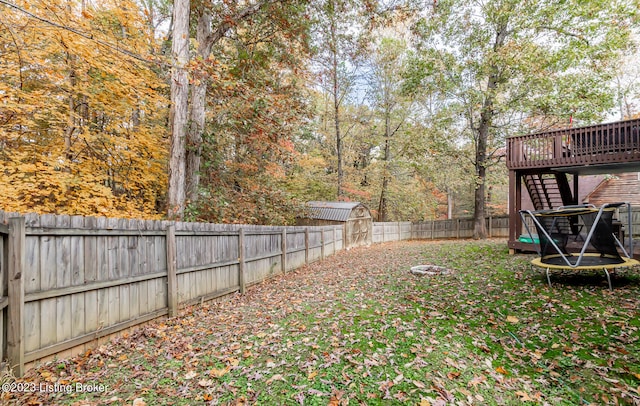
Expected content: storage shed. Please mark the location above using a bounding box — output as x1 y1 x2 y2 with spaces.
297 201 372 248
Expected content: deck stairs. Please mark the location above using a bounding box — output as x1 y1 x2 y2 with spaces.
523 173 573 211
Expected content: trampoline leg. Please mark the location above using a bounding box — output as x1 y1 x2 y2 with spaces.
603 268 612 291
546 267 552 288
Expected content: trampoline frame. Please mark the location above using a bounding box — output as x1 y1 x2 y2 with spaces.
520 202 639 290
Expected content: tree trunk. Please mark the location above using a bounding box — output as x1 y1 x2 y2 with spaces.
65 69 75 166
182 1 269 206
473 26 507 239
472 154 487 239
167 0 190 219
378 175 389 222
328 9 344 199
333 54 344 199
378 117 391 222
186 10 213 204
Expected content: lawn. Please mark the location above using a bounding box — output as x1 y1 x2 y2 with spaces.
4 240 640 405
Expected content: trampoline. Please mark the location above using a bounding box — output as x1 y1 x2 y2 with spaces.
520 202 639 290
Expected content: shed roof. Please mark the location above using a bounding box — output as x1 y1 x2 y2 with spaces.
305 201 367 222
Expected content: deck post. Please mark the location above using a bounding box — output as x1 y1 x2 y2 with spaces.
508 170 522 253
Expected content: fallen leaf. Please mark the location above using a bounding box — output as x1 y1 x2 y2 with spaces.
515 391 532 401
506 315 519 323
495 366 509 375
266 374 286 384
468 375 486 388
209 367 230 378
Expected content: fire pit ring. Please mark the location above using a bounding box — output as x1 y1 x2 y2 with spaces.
410 265 451 276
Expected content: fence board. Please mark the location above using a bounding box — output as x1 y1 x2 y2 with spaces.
39 214 57 350
7 217 25 375
23 214 40 355
84 217 99 337
0 220 5 363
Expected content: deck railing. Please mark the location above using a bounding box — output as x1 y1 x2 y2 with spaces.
507 118 640 170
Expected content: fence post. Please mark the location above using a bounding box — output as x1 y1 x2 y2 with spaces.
456 219 460 239
166 224 178 317
431 220 435 240
333 226 337 253
304 228 309 264
238 228 245 294
343 224 347 249
7 217 25 376
382 223 385 242
489 216 493 238
320 229 325 260
281 228 287 274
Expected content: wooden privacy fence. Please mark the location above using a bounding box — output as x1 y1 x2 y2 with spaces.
0 211 344 376
2 210 633 375
372 217 510 243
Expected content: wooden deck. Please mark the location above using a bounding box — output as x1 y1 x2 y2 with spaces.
507 118 640 254
507 118 640 173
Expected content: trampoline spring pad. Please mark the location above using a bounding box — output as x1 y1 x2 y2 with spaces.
531 253 639 270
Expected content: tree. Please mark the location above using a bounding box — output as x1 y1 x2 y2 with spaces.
412 0 637 238
167 0 311 218
310 0 370 199
167 0 190 219
366 37 413 221
183 0 313 225
0 0 168 217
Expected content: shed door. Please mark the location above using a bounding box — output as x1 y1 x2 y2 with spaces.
351 217 369 245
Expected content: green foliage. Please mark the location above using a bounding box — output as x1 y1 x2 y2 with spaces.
407 0 638 234
187 2 313 225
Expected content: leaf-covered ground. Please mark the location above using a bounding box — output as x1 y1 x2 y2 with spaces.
5 240 640 405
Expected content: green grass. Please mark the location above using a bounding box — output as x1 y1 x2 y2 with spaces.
5 240 640 405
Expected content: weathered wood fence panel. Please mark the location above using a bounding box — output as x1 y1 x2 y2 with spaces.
618 207 640 238
21 216 170 368
0 211 346 374
285 228 307 271
374 216 511 242
375 212 639 241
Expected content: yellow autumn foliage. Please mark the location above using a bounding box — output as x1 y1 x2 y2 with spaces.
0 0 168 218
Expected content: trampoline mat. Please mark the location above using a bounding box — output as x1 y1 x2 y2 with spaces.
540 255 624 267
